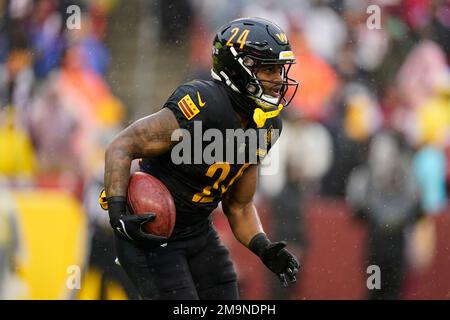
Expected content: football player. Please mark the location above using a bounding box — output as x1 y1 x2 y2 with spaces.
103 17 300 299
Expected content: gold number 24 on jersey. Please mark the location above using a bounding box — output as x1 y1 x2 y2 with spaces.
192 163 251 203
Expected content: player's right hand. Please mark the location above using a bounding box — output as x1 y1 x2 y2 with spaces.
107 196 168 248
249 233 300 287
260 241 300 287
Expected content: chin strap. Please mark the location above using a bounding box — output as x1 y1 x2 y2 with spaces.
211 68 284 128
253 104 283 128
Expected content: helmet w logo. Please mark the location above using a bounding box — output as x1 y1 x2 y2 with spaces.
275 33 287 43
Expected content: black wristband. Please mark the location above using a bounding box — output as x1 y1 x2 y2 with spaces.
107 196 127 221
248 233 271 257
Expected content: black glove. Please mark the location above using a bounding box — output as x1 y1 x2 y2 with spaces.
249 233 300 287
107 196 168 249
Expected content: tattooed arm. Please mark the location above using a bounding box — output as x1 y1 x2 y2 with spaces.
104 108 179 198
104 108 180 245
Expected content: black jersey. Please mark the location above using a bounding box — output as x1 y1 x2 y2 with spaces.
140 79 282 239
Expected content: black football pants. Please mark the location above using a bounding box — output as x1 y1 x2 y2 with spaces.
114 226 239 300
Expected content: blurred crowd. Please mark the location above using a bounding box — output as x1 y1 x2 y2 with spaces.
0 0 123 194
0 0 127 299
0 0 449 299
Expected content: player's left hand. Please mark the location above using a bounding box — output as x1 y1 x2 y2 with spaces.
260 241 300 287
118 213 169 248
106 196 168 249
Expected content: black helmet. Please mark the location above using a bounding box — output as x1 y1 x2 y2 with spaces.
212 17 298 113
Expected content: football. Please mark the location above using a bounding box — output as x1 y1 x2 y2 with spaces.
127 172 176 237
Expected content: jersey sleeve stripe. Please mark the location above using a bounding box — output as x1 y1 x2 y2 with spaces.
180 99 193 117
178 100 192 118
